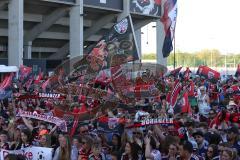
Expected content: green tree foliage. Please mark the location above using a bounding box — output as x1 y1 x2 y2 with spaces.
142 49 240 67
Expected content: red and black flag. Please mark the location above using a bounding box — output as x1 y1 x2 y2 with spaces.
235 64 240 78
167 79 182 108
169 66 182 78
196 65 220 82
183 67 191 81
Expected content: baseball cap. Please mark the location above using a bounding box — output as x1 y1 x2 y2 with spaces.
227 127 239 134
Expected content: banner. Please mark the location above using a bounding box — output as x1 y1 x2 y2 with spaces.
0 146 53 160
130 0 161 16
17 110 67 132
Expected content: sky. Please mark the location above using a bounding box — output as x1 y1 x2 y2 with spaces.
141 0 240 54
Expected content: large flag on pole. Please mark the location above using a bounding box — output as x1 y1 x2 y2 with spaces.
72 16 139 76
160 0 178 57
235 64 240 78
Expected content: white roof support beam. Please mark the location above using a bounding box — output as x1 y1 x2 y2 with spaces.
24 7 69 43
0 45 59 53
84 14 116 40
0 11 114 28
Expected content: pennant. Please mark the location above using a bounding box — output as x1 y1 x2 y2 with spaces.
160 0 177 57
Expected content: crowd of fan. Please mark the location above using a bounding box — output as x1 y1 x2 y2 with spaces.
0 71 239 160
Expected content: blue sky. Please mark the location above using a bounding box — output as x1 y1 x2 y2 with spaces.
141 0 240 54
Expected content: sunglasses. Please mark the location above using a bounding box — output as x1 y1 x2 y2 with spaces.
81 130 89 133
207 150 213 153
132 132 141 135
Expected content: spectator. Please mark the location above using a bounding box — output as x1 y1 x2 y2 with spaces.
121 141 140 160
53 134 78 160
177 140 199 160
144 135 161 160
205 144 219 160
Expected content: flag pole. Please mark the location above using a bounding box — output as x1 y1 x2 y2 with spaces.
173 35 176 69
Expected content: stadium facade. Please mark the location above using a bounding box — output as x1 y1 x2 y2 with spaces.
0 0 167 72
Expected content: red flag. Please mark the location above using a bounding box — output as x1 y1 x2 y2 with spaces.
41 79 50 92
183 67 191 80
19 65 32 81
181 92 191 114
0 73 13 90
187 80 195 97
25 75 34 90
196 65 220 81
167 79 182 107
169 67 182 77
34 72 43 84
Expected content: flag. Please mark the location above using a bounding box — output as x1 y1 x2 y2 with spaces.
187 80 195 97
169 66 182 77
167 79 182 108
0 73 13 90
196 65 220 82
19 65 32 81
25 75 34 91
34 71 43 84
235 64 240 77
73 16 139 76
160 0 177 57
183 67 191 81
181 92 191 114
41 79 50 92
